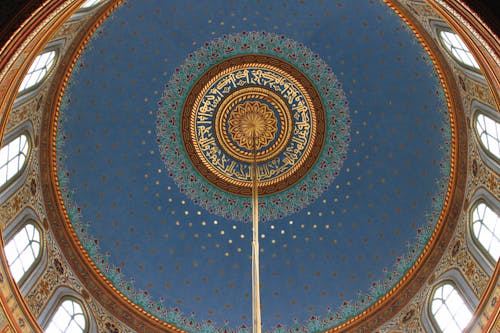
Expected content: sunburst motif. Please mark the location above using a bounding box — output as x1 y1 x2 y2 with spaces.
228 101 278 151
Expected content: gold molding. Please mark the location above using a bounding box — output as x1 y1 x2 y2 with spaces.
36 1 468 332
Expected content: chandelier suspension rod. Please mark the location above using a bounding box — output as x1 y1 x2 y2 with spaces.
251 135 262 333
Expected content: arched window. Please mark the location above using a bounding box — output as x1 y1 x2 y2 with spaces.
431 282 473 332
45 298 87 333
439 30 480 70
475 113 500 161
4 223 41 283
0 133 30 189
17 50 56 94
471 201 500 262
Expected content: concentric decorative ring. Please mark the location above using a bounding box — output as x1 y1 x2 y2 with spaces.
183 57 322 195
157 32 351 221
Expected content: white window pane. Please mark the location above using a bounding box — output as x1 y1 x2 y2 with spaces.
0 135 30 188
435 307 453 329
4 241 17 260
31 242 40 257
432 284 472 332
47 300 87 333
61 300 74 313
37 52 50 66
473 202 500 262
6 159 18 179
440 30 479 69
478 231 491 248
7 138 19 160
9 261 24 282
67 321 84 332
441 284 453 298
19 134 26 148
25 223 34 235
0 147 7 166
444 323 462 333
46 321 64 333
476 114 500 159
18 51 56 93
455 307 473 327
74 314 86 328
15 231 30 250
0 166 6 185
20 248 36 267
485 117 498 136
23 74 39 91
447 292 463 310
52 309 71 327
81 0 102 9
4 224 41 282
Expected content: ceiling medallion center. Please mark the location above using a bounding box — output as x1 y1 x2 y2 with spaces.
185 57 321 196
157 32 351 221
216 87 292 163
229 101 276 150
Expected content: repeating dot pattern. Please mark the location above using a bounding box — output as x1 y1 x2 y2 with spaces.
58 0 450 330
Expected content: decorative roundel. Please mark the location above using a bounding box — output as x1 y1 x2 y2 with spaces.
183 56 324 196
157 32 350 221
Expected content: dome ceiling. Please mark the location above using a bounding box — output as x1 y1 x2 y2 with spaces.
53 0 453 331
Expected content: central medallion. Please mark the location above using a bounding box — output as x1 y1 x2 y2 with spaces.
157 32 350 220
227 100 277 151
182 55 324 196
216 87 292 163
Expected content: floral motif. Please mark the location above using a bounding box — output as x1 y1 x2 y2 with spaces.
157 32 350 221
228 101 277 151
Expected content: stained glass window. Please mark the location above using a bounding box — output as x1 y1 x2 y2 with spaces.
45 299 87 333
476 113 500 160
0 134 29 188
18 50 56 93
472 202 500 262
4 223 41 282
431 283 473 333
439 30 480 70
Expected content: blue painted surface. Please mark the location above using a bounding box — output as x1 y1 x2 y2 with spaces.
58 0 450 330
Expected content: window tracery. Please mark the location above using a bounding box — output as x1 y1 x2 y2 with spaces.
17 50 56 94
471 201 500 263
4 223 41 283
430 282 473 333
439 30 480 70
475 113 500 161
45 298 87 333
0 133 29 189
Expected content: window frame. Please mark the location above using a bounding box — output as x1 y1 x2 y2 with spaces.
45 297 89 333
437 28 481 73
39 287 96 333
69 0 105 22
0 123 33 204
1 207 46 295
13 39 64 107
429 280 474 333
0 132 30 190
468 192 500 271
472 101 500 173
422 269 478 333
4 221 43 286
16 49 58 97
